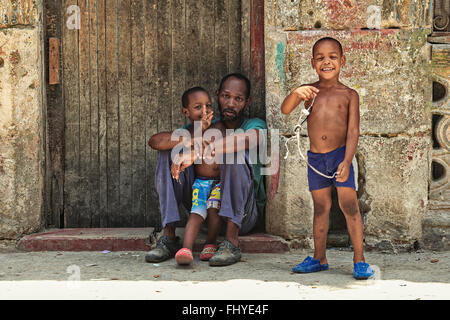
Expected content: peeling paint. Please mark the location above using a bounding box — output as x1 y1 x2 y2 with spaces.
0 0 36 29
265 0 431 30
275 42 285 87
8 49 20 65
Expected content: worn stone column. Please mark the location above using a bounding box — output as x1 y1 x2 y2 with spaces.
0 1 45 239
422 37 450 251
265 0 433 250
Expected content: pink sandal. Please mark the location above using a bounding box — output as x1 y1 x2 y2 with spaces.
199 244 217 261
175 248 194 265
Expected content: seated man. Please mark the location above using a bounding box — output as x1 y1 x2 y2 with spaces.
145 73 267 266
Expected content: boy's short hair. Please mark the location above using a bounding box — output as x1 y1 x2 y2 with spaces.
181 86 209 108
312 37 343 56
218 73 251 98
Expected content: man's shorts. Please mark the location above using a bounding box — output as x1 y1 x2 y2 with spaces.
191 177 221 219
307 145 357 192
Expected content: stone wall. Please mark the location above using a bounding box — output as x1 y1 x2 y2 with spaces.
265 0 434 250
422 40 450 251
0 0 44 239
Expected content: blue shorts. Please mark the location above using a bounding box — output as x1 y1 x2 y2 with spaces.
307 145 357 191
191 177 221 219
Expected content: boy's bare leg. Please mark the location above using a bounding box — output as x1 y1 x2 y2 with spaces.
182 214 204 251
205 208 221 245
311 187 332 265
336 187 365 263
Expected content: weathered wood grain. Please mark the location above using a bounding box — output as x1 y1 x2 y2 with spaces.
144 0 160 227
78 0 92 227
118 0 132 226
44 0 64 227
89 0 100 227
131 0 146 226
97 0 108 227
63 0 81 228
57 0 253 227
105 0 119 227
171 0 187 129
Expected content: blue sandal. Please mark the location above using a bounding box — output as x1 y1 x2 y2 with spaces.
353 262 374 280
292 256 329 273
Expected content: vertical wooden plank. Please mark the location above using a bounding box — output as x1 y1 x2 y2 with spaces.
156 0 172 136
63 0 80 227
78 0 92 227
44 0 64 228
215 0 229 90
118 0 132 226
89 0 100 227
241 0 251 77
228 0 241 73
241 0 251 118
145 0 160 227
250 0 265 119
185 0 201 89
171 0 186 129
97 0 108 227
105 0 119 227
199 0 216 100
49 38 60 84
130 0 146 226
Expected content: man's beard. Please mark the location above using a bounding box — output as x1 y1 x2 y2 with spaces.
219 106 242 121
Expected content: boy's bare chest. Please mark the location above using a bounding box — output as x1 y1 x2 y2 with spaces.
310 93 349 117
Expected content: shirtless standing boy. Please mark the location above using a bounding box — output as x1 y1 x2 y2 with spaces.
281 37 374 279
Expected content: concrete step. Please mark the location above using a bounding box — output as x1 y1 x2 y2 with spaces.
16 228 290 253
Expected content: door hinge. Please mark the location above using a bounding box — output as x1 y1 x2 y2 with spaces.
49 37 59 85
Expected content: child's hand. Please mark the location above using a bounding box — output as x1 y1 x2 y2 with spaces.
294 85 319 102
281 85 319 114
201 105 213 132
336 161 350 183
202 139 216 162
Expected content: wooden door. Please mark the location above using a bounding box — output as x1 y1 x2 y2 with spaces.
44 0 265 228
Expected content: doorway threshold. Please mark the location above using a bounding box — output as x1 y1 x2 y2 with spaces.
16 228 289 253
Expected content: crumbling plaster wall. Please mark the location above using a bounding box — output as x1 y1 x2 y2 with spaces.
0 0 45 239
265 0 434 250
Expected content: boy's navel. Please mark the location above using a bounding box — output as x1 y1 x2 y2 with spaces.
322 135 327 140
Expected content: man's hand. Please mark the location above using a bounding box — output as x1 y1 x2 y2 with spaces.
336 160 351 183
171 150 196 181
294 85 319 102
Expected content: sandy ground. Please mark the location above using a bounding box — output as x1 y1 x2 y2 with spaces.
0 241 449 300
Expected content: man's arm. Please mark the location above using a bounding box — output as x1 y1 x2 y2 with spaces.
336 90 360 182
207 129 262 156
205 117 268 158
148 131 188 151
148 106 213 151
